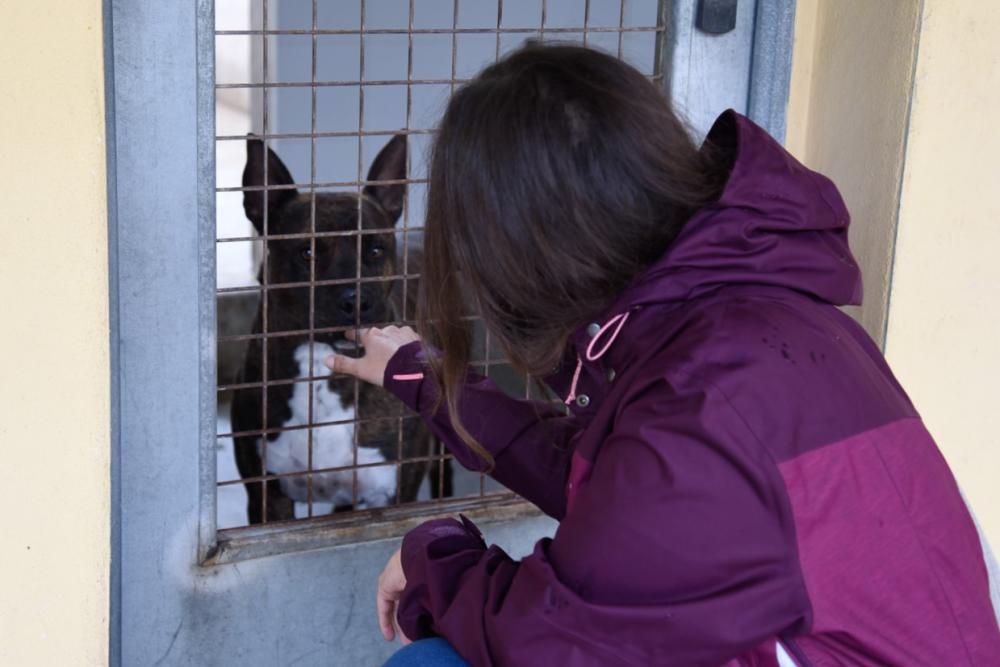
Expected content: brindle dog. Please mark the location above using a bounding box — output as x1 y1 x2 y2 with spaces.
231 134 449 525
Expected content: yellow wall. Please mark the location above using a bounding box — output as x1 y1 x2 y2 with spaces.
885 0 1000 547
0 3 110 666
785 0 922 342
788 0 999 548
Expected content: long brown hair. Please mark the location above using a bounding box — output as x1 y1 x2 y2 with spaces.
419 44 725 466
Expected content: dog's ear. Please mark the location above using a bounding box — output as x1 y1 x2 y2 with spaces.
243 134 298 234
363 133 407 225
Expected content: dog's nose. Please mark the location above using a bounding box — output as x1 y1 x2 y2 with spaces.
337 288 372 316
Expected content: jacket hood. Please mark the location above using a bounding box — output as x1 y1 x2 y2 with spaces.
617 110 863 311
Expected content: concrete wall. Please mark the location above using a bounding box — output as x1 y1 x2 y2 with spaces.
0 3 110 665
885 0 1000 548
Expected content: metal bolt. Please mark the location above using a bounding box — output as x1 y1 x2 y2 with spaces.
586 322 601 337
575 394 591 408
606 368 616 382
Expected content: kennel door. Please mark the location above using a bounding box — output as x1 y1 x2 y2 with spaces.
110 2 795 666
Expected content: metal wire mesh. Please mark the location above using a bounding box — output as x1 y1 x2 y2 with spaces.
214 0 665 532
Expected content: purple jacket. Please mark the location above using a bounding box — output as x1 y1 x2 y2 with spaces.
383 111 1000 666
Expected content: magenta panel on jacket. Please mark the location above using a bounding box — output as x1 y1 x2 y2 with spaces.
780 418 1000 665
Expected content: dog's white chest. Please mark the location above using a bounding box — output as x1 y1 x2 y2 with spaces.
258 343 395 508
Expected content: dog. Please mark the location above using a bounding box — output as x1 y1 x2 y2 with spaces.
230 133 450 525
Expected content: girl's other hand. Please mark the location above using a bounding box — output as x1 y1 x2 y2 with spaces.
376 549 413 644
325 325 420 387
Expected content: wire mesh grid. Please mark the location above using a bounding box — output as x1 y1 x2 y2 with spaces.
214 0 665 532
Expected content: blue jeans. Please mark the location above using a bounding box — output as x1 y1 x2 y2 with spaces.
383 638 469 667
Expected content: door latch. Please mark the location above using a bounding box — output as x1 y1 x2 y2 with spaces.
696 0 738 35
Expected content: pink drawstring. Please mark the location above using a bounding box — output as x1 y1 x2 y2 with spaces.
585 312 630 361
564 312 630 405
564 359 584 405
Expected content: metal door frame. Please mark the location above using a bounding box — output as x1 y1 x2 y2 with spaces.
106 0 216 663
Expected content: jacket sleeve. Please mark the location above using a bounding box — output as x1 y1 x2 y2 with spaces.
395 378 810 667
383 341 582 519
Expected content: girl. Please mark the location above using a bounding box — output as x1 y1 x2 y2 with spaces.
328 44 1000 666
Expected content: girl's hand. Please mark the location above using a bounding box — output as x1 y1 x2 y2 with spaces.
325 325 420 387
376 549 413 645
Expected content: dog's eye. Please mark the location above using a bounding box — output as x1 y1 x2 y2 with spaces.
367 245 385 260
299 247 313 261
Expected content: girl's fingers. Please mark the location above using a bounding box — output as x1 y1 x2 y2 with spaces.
395 613 413 646
377 592 396 641
325 326 417 386
324 352 359 377
343 327 369 342
376 549 407 642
